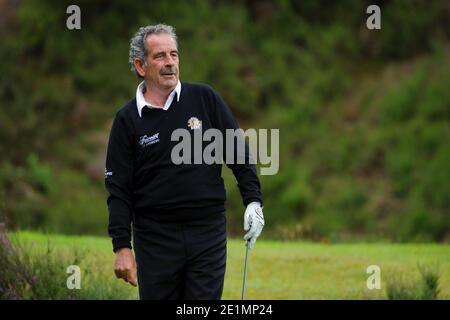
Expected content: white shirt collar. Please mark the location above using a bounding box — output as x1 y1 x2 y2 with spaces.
136 80 181 118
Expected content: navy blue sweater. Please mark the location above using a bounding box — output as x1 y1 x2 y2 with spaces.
105 82 263 252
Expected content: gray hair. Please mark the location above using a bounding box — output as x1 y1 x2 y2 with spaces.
129 24 178 78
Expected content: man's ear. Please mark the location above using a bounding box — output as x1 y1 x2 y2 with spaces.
134 58 146 78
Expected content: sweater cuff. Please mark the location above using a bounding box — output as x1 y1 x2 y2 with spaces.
244 198 263 208
112 237 132 253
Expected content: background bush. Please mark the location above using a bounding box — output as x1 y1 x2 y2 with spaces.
0 0 449 242
0 237 134 299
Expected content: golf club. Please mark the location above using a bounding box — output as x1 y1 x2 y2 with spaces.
241 240 249 300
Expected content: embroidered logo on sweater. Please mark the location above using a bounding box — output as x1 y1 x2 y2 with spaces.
187 117 202 130
139 132 160 147
104 168 113 178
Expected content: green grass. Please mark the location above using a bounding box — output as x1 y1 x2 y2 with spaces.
6 231 450 300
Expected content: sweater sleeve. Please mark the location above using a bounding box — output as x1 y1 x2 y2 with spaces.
105 110 135 252
210 88 263 207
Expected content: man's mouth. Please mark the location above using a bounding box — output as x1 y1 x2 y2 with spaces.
161 70 176 76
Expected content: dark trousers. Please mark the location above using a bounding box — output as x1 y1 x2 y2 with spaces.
132 212 227 300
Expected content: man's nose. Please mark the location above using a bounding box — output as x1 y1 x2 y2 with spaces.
164 55 175 66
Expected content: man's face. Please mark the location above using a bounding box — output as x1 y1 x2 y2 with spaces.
141 33 179 90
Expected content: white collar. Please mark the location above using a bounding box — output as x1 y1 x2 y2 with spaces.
136 80 181 118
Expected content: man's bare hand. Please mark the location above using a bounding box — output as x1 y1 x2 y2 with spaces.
114 248 137 287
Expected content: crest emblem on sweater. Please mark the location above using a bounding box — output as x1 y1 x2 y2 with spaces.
187 117 202 130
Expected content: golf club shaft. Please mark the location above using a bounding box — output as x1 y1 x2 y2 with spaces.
241 241 249 300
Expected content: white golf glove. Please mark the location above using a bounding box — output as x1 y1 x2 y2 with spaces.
243 202 264 250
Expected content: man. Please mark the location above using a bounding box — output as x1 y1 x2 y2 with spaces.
105 24 264 300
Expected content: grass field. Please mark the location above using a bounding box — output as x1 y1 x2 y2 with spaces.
5 231 450 300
